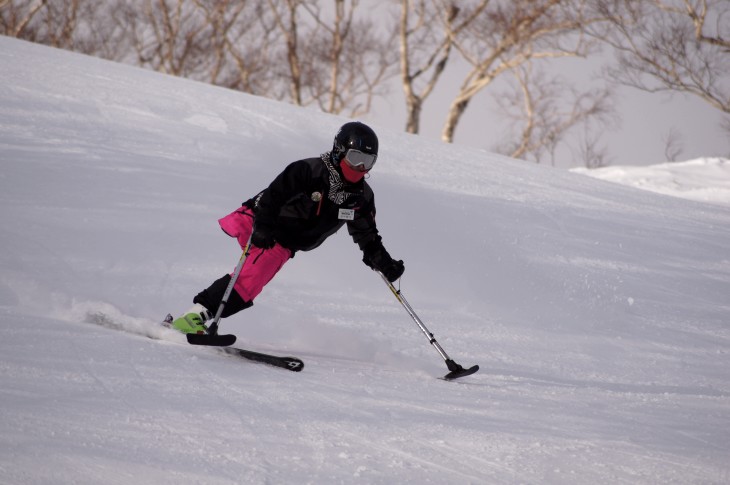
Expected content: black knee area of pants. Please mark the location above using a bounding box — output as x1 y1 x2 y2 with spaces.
193 274 253 318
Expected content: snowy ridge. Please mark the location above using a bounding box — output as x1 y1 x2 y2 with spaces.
572 157 730 207
1 37 730 484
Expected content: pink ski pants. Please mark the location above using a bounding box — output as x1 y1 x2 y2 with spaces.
218 206 291 302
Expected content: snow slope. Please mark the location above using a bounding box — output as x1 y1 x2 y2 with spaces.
1 37 730 484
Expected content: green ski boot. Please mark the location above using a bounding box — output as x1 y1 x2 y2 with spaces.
170 304 212 335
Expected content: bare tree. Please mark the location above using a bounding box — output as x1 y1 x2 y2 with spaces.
2 0 394 116
192 0 248 85
397 0 488 134
577 127 612 169
265 0 397 116
117 0 213 78
1 0 106 53
111 0 273 95
265 0 303 104
662 126 684 162
596 0 730 115
36 0 82 49
85 2 136 62
0 0 47 38
493 62 615 165
442 0 611 144
301 0 397 116
192 0 274 94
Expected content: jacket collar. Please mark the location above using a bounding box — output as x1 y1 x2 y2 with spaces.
321 152 363 204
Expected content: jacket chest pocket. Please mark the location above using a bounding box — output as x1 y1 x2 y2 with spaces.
339 194 364 211
280 193 317 220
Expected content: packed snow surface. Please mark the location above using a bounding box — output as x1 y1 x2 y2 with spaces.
1 37 729 484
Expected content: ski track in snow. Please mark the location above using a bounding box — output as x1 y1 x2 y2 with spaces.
1 37 730 484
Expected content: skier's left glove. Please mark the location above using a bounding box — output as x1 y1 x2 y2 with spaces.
363 241 405 282
380 259 405 282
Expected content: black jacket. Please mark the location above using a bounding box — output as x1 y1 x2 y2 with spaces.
246 154 382 254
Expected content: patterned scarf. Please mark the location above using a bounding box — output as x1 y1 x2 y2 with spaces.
321 152 353 205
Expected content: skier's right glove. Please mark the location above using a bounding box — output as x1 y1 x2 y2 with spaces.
251 224 275 249
362 241 405 282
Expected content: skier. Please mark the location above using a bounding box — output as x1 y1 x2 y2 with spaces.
170 121 405 334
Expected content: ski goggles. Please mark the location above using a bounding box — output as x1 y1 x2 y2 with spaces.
343 149 377 171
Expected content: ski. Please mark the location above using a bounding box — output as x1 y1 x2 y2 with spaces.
162 314 303 371
220 347 304 372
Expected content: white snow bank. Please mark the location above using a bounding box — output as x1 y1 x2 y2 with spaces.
572 158 730 207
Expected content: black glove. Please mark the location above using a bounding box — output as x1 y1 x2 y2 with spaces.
251 224 275 249
363 242 405 282
381 259 405 282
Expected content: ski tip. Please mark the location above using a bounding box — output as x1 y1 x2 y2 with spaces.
284 358 304 372
186 333 237 347
443 364 479 381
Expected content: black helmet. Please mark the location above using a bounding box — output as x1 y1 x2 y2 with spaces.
332 122 378 166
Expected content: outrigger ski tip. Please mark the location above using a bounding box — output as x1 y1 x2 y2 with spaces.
443 364 479 380
186 332 237 347
443 359 480 380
